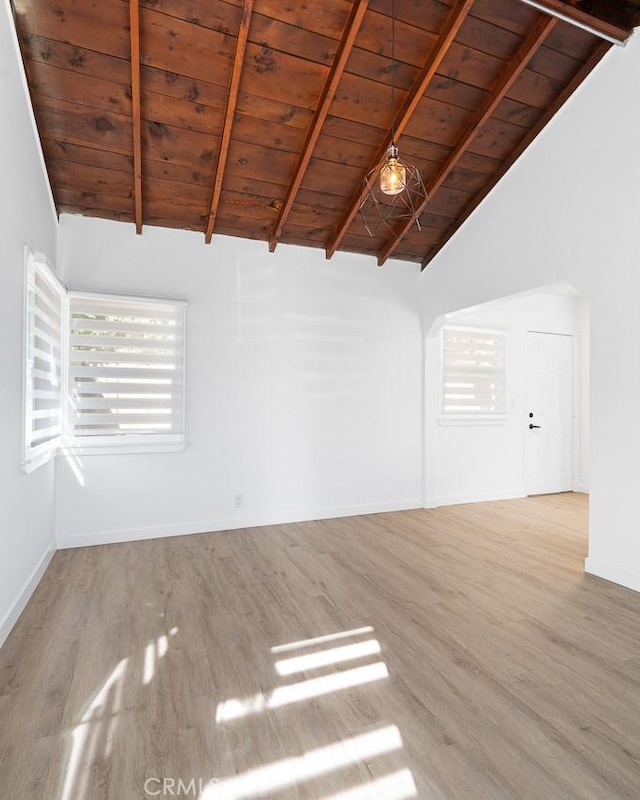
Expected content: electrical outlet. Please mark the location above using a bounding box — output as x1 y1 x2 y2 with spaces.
234 492 244 509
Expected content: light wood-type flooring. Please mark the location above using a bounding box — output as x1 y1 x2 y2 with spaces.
2 493 640 799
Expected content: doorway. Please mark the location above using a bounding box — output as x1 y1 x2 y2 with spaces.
525 331 573 495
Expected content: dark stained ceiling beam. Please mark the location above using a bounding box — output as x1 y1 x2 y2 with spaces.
129 0 142 235
377 13 558 267
325 0 476 261
205 0 254 245
269 0 370 253
516 0 632 45
420 38 613 271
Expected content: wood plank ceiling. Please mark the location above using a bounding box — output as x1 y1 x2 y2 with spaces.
11 0 639 267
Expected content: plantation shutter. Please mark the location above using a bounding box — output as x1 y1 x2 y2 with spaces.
442 328 506 414
23 250 64 470
67 292 186 447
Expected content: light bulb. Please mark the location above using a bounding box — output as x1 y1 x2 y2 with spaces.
379 145 406 196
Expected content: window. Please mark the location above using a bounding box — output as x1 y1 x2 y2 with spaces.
22 249 64 472
441 327 506 416
22 259 188 470
66 292 187 453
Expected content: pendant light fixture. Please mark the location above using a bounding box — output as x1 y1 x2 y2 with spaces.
379 144 406 195
359 0 428 237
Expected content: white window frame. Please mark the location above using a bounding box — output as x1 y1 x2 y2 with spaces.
22 248 65 473
439 325 507 423
63 290 188 456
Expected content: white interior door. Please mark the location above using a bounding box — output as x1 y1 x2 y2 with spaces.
525 332 573 495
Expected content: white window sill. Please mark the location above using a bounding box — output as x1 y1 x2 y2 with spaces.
437 416 508 427
59 437 185 457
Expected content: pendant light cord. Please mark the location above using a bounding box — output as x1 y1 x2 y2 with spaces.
390 0 396 146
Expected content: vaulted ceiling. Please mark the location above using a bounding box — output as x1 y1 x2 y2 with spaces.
10 0 639 267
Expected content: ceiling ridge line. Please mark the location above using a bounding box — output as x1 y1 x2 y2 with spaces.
377 12 558 267
516 0 631 45
268 0 370 253
325 0 476 261
204 0 254 244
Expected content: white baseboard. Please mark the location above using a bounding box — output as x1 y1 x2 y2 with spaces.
585 557 640 594
573 482 589 494
0 544 55 650
424 488 526 509
56 497 423 549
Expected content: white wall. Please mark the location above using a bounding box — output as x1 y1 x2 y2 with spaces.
424 288 588 507
420 33 640 591
0 1 58 645
55 216 423 546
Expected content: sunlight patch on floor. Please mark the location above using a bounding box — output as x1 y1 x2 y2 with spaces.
143 629 176 686
215 661 389 722
143 642 155 686
60 658 128 800
270 627 375 654
275 638 381 676
322 769 417 800
199 726 403 800
210 625 418 796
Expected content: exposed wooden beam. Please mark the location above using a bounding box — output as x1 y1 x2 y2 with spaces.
420 38 613 271
129 0 142 235
325 0 475 261
516 0 631 45
205 0 254 244
269 0 369 253
377 13 558 267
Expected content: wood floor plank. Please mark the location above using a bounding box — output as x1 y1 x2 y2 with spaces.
3 493 640 798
